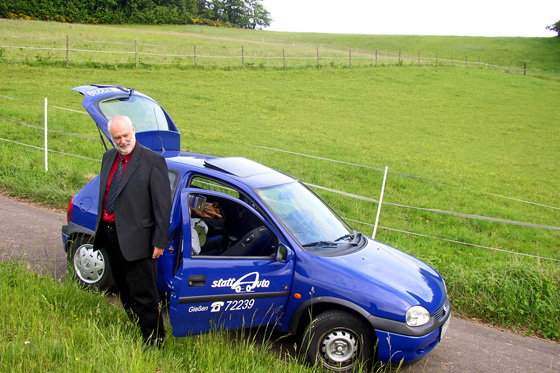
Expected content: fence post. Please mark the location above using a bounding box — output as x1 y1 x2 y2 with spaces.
135 40 138 69
282 48 286 69
44 98 48 171
466 55 468 68
375 49 378 67
399 50 401 66
436 51 438 66
194 45 197 69
316 47 319 68
349 49 352 68
524 63 527 75
242 45 244 69
66 35 69 67
372 166 389 240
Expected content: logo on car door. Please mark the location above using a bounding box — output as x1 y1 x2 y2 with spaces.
211 272 270 293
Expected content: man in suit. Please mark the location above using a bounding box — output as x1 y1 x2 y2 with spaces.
93 115 171 347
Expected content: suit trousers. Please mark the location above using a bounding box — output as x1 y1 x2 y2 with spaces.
102 222 165 345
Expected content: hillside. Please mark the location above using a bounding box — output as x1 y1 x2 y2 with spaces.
0 19 559 342
1 19 559 75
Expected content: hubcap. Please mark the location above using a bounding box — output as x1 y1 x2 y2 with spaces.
320 329 358 368
73 243 105 284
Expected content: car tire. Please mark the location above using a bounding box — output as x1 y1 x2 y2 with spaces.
302 310 374 372
67 234 114 290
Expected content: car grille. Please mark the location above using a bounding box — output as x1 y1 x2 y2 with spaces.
433 299 450 321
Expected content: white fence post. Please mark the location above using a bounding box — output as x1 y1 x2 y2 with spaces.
372 166 388 239
44 97 48 171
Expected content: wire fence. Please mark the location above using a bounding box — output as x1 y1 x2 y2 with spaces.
0 93 558 262
0 36 530 74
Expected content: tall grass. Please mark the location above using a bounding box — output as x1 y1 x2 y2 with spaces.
0 260 313 372
0 21 559 341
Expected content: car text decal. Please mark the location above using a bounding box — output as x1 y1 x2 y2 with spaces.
211 272 270 293
86 87 120 96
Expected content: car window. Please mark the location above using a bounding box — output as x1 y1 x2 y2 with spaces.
190 176 240 198
186 179 277 259
98 96 171 132
168 168 180 200
257 181 354 251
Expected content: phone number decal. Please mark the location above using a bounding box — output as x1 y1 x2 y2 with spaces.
210 299 255 313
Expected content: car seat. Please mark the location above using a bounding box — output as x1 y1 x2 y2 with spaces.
221 226 270 256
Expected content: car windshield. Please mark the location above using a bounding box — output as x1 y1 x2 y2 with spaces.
257 182 356 250
99 95 171 133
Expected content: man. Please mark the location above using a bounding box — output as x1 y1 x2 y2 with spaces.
93 115 171 347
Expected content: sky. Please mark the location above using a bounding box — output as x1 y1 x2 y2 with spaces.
261 0 560 37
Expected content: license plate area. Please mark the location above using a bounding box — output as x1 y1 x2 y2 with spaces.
440 317 451 341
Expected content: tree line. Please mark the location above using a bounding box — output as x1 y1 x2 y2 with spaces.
0 0 272 29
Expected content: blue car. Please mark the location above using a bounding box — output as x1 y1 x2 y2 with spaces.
62 84 451 371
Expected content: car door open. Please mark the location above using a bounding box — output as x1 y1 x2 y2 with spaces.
169 188 295 337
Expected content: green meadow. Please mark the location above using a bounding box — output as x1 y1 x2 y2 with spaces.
1 18 559 358
0 261 315 372
1 19 559 73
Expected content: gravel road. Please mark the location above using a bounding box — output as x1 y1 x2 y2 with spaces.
1 193 558 372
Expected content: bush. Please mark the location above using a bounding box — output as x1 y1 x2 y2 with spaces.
1 0 196 25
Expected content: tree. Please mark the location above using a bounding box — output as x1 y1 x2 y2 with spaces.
245 0 271 29
546 20 560 37
1 0 271 27
208 0 270 29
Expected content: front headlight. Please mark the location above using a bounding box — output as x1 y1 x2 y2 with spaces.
406 306 431 327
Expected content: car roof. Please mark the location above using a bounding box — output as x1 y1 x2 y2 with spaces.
165 152 295 190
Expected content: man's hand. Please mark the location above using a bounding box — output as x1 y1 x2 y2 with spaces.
152 247 165 259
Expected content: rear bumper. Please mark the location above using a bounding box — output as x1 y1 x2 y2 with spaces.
61 222 95 253
61 224 70 252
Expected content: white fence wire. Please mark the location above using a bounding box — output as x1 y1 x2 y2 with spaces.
0 41 530 74
0 94 558 262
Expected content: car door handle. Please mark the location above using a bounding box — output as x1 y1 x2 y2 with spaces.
188 275 206 287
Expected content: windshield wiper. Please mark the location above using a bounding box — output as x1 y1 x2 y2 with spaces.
334 232 361 246
302 240 339 248
335 234 354 242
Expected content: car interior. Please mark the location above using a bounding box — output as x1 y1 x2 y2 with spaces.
190 193 278 257
186 175 278 258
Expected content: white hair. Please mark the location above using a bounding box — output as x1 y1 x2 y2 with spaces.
107 115 135 134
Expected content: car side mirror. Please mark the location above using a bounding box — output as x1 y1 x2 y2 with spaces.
276 244 293 263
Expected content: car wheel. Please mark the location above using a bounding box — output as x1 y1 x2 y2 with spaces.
302 310 374 372
67 234 113 290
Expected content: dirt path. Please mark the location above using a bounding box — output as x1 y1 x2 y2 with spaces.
0 194 558 372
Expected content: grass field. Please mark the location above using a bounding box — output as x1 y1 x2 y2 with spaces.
0 19 559 345
2 19 560 74
0 261 315 372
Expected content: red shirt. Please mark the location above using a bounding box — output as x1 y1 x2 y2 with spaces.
102 149 134 222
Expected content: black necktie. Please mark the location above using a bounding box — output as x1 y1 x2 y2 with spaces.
106 155 124 214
